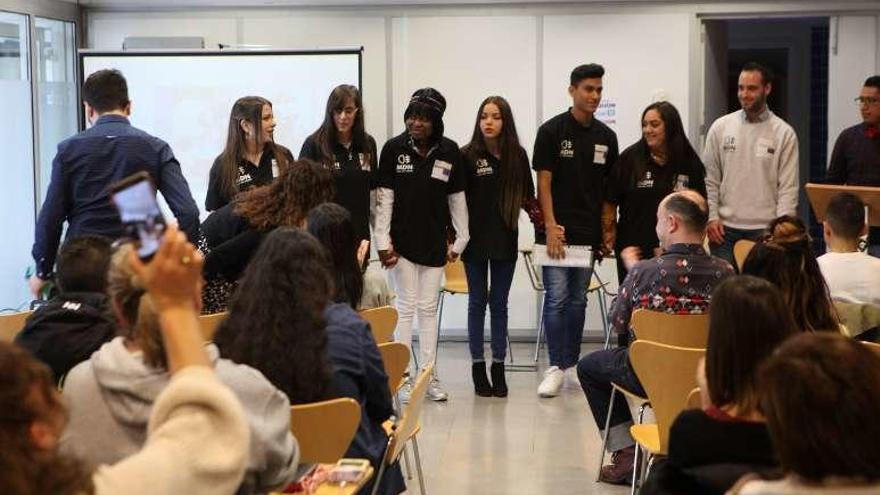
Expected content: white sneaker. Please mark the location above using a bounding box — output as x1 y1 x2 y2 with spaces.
564 366 581 389
399 376 413 404
426 373 449 402
538 366 565 398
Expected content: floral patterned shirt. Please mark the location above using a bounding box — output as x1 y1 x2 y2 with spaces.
610 243 734 336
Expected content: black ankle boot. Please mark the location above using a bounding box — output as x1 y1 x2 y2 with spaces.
490 361 508 397
472 362 492 397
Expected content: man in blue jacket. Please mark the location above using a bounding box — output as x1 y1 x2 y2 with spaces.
30 69 199 297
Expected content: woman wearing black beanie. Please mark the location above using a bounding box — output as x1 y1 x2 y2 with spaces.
374 88 469 402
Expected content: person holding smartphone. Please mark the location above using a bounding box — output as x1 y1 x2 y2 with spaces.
533 64 619 398
31 69 200 299
461 96 535 398
205 96 293 212
374 88 469 402
300 85 378 245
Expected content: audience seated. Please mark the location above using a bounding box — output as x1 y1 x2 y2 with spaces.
742 216 841 332
15 236 117 382
729 333 880 494
215 227 404 495
577 190 734 485
306 203 369 308
200 159 335 313
817 192 880 306
0 226 249 495
639 275 797 495
61 242 298 495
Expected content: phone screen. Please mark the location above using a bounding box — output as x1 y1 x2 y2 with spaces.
111 178 166 259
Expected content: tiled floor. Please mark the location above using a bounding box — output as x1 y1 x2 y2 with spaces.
404 342 630 495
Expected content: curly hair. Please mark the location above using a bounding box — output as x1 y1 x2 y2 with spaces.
106 244 166 369
213 227 335 404
234 159 335 231
742 215 839 333
0 343 94 495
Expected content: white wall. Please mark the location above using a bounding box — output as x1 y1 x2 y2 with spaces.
85 2 880 337
828 15 880 161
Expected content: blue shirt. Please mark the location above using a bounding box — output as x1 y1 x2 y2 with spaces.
32 115 200 277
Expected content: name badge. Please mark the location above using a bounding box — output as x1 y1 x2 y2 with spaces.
431 159 453 182
593 144 609 165
756 138 776 158
271 159 279 178
673 174 690 191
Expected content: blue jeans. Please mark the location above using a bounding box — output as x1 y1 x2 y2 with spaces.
709 226 764 268
577 346 645 452
464 259 516 362
542 266 590 368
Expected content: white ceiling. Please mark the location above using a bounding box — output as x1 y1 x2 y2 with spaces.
53 0 711 6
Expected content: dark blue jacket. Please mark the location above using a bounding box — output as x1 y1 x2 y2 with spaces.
32 115 200 277
325 302 405 495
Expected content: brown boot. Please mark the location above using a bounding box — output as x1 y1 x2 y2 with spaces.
598 445 635 485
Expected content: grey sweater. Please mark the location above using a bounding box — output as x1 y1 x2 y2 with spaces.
703 108 799 229
61 338 299 495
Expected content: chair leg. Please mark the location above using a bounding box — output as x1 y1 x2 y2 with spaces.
507 332 515 365
533 292 545 362
432 291 445 376
630 444 641 495
370 441 391 495
599 292 611 350
596 387 616 481
412 435 427 495
402 443 413 480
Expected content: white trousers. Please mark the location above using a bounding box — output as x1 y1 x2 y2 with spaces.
390 256 444 371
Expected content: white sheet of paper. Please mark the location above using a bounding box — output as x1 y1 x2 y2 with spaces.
532 244 594 268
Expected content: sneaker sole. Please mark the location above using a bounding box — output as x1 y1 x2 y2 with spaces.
537 391 560 398
427 395 448 402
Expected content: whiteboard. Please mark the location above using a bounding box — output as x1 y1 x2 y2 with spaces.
79 49 362 217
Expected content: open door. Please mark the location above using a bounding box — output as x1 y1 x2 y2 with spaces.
701 20 728 149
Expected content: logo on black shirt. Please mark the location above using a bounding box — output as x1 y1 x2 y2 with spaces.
559 140 574 158
333 161 342 171
475 158 493 176
396 154 414 173
636 171 654 189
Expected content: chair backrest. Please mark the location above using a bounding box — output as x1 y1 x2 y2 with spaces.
630 309 710 348
862 340 880 356
629 341 705 454
378 342 410 393
384 363 433 465
520 249 544 291
733 239 756 272
443 260 468 294
199 311 228 341
685 387 702 409
290 397 362 464
360 306 398 344
0 310 33 342
835 302 880 338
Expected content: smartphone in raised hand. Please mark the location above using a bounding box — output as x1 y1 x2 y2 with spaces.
110 171 167 260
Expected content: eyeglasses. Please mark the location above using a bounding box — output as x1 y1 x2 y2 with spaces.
855 96 880 106
335 106 359 116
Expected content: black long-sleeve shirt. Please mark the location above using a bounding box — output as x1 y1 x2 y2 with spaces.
32 115 199 278
825 123 880 244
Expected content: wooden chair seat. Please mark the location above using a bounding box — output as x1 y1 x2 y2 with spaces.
629 424 661 454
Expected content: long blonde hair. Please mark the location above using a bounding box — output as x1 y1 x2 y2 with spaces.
107 245 166 369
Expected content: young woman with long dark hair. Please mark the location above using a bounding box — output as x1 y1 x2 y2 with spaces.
300 85 378 244
460 96 535 397
206 96 293 211
214 227 404 495
603 101 706 281
306 203 369 309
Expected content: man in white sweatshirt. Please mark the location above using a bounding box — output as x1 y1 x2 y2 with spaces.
703 62 800 265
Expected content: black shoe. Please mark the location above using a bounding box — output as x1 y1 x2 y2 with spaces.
490 361 508 397
472 362 492 397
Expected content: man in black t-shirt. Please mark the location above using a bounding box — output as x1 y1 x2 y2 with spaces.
533 64 619 398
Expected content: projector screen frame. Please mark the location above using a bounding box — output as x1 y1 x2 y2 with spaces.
76 47 364 132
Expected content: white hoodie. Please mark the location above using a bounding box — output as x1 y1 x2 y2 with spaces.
61 337 298 495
